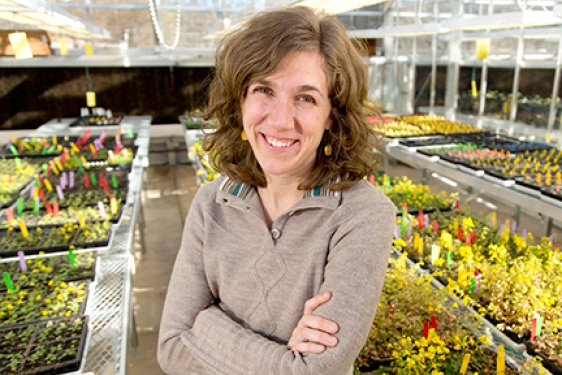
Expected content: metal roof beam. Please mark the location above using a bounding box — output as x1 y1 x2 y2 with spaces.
52 3 240 12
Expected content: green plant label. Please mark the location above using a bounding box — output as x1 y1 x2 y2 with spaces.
68 249 76 268
17 198 24 214
3 272 14 291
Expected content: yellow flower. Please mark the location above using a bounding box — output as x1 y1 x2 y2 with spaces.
56 294 63 300
42 310 48 316
36 295 42 300
48 280 53 286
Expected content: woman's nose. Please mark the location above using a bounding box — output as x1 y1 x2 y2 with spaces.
267 97 293 129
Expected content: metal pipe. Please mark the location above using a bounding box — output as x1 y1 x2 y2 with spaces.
547 24 562 132
429 2 438 114
509 26 525 123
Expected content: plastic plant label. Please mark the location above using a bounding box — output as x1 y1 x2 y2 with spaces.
17 251 26 271
86 91 97 107
3 272 14 291
68 249 76 267
460 353 471 374
19 220 28 238
431 245 440 265
59 38 68 56
476 38 490 60
84 42 94 56
497 345 505 375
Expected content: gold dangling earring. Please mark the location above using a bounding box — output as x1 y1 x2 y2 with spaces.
324 144 332 156
241 130 248 141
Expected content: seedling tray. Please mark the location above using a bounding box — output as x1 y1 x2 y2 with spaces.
69 115 125 127
0 281 90 329
0 315 89 375
0 251 98 293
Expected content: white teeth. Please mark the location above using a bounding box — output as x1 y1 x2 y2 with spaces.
266 136 293 148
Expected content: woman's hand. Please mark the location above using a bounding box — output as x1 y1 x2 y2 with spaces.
287 292 339 354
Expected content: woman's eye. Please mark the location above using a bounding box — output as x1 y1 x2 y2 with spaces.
254 86 272 95
298 95 316 104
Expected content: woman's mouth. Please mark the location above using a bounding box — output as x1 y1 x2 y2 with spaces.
264 134 297 148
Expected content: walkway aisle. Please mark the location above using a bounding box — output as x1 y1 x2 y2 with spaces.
129 164 198 375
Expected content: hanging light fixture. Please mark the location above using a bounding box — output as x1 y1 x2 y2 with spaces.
148 0 182 50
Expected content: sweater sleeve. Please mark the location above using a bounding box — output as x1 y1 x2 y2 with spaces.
177 191 396 375
157 189 214 374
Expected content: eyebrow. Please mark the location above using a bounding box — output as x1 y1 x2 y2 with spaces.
252 79 326 98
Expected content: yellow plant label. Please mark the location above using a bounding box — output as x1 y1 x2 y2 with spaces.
460 353 471 374
111 198 118 215
86 91 96 107
59 38 68 56
19 220 29 238
78 213 86 228
476 38 490 60
471 81 477 98
84 42 94 56
44 179 53 192
497 345 505 375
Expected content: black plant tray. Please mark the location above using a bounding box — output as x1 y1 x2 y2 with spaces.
481 313 529 344
526 342 562 375
0 225 111 257
0 151 62 160
0 251 97 293
398 136 454 148
42 170 129 191
24 187 129 207
455 159 483 170
58 134 136 149
395 206 452 217
69 115 125 127
541 186 562 201
437 130 490 138
0 315 89 375
0 281 90 329
514 177 543 192
0 177 34 210
84 145 138 165
358 359 393 373
454 133 515 144
483 168 517 181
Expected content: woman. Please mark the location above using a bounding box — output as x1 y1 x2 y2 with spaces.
158 6 395 375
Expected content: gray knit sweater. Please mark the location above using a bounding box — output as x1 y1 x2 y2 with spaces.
158 176 395 375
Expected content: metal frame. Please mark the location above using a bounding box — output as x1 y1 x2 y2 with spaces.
24 116 152 375
384 143 561 237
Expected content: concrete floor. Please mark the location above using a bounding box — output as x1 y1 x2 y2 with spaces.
127 161 561 375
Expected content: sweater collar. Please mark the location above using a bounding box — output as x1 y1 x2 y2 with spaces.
216 177 341 211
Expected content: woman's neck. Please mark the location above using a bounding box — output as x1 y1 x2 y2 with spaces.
257 179 303 228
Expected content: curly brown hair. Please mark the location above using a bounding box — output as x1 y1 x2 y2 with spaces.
203 6 383 191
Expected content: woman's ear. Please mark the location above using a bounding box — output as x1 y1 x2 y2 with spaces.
324 116 333 130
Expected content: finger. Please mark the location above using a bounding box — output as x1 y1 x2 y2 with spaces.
303 292 332 316
301 328 338 347
292 342 326 354
301 315 339 334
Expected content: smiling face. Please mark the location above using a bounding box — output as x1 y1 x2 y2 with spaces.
241 50 332 184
